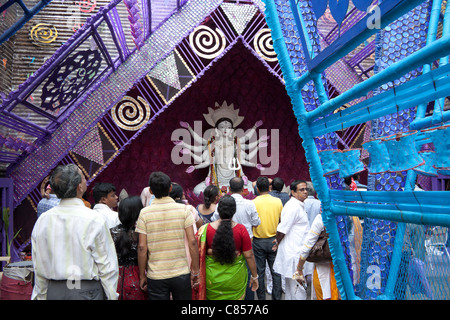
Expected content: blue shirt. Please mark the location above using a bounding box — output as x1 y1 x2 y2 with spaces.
36 194 61 218
269 190 290 206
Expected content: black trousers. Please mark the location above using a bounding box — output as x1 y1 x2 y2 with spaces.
47 279 105 300
147 273 191 300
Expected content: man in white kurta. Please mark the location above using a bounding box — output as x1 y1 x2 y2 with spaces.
273 180 311 300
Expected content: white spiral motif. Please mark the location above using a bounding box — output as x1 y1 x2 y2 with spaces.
189 25 226 60
111 96 151 131
253 28 278 62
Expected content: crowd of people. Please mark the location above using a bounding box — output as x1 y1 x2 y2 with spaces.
31 163 340 300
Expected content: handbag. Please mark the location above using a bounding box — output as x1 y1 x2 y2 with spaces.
306 229 332 263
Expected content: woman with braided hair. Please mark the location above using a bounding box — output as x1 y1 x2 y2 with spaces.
193 195 258 300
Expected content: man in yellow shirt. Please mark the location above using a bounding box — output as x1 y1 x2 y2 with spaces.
252 176 283 300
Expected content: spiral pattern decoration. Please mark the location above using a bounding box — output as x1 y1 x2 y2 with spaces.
189 25 226 60
111 96 151 131
253 28 278 62
30 23 58 47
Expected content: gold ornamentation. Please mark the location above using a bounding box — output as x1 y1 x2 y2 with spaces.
203 101 244 128
111 96 151 131
30 23 58 47
253 28 278 62
189 25 226 60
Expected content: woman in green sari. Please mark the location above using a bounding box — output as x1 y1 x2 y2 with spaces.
194 195 258 300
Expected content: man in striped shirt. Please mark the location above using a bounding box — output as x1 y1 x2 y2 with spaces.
136 171 200 300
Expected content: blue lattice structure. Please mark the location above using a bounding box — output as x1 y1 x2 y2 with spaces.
0 0 53 45
262 0 450 300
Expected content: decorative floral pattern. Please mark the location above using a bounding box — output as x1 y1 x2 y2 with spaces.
40 49 103 111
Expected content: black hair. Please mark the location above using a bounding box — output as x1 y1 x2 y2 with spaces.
215 118 233 129
212 195 237 265
290 180 307 193
115 196 143 259
256 176 270 193
271 177 284 192
229 177 244 193
203 185 219 209
169 183 184 203
50 164 82 199
149 171 171 198
92 182 117 204
343 176 352 187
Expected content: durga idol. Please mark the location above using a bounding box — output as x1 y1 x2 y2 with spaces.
173 101 269 195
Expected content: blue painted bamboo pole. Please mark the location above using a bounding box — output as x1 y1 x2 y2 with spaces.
0 0 53 45
289 0 315 60
305 0 426 73
413 0 443 123
307 32 450 122
432 1 450 124
262 0 357 300
331 202 450 227
378 170 417 300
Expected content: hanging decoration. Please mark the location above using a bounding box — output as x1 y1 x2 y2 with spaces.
318 149 340 177
423 125 450 176
413 151 438 177
362 138 390 174
333 148 365 178
329 0 349 27
381 130 424 173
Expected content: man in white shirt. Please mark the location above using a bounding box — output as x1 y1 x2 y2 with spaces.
302 181 322 298
304 181 321 228
212 177 261 238
212 177 260 300
31 164 119 300
92 182 120 229
273 180 311 300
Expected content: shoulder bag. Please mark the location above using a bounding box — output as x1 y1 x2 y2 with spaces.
306 228 332 263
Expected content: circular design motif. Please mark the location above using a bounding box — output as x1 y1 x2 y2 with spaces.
189 25 226 60
78 0 97 13
40 49 102 111
30 23 58 47
253 28 277 62
111 96 151 131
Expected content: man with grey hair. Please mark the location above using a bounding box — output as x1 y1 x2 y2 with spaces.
31 164 119 300
304 181 321 227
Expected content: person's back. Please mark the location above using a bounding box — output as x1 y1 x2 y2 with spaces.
136 171 199 300
252 194 283 239
34 199 112 276
269 177 290 207
31 164 118 300
138 198 192 279
212 178 260 238
250 176 283 300
303 181 321 227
